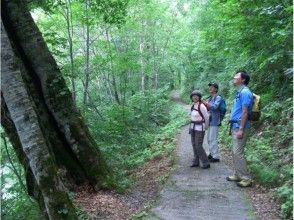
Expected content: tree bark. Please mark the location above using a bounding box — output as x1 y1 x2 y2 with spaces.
140 31 146 93
83 0 90 104
1 0 113 217
138 17 147 93
1 94 46 215
105 28 121 104
64 0 76 102
1 22 77 219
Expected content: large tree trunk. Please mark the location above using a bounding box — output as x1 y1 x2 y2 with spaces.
1 22 77 219
1 0 113 218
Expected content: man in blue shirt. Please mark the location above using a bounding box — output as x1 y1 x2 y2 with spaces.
226 70 253 187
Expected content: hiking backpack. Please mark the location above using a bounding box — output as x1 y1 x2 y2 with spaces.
208 95 227 122
250 93 261 121
190 102 206 122
218 96 227 122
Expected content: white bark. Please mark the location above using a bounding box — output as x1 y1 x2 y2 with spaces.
3 0 110 186
64 0 76 102
1 21 77 220
83 0 90 104
140 31 145 93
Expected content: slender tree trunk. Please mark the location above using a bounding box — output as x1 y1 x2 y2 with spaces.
151 32 159 90
92 49 114 104
83 0 90 104
1 134 27 192
105 28 120 104
140 41 146 93
150 18 175 91
1 0 113 217
81 80 105 120
64 0 76 102
139 18 148 93
105 72 115 101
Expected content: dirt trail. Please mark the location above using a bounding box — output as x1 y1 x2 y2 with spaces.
145 91 256 220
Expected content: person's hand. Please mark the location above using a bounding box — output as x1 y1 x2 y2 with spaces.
202 101 210 110
236 129 244 139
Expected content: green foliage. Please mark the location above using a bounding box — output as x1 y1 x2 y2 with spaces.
1 193 42 220
76 208 90 220
245 99 292 218
1 136 42 220
217 116 232 148
180 0 292 100
88 0 129 25
85 88 170 144
275 183 293 219
81 89 188 191
247 163 279 186
6 0 293 218
31 0 128 25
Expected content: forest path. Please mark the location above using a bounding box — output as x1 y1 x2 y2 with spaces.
144 90 256 220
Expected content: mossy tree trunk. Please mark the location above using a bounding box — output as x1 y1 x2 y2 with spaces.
1 0 113 218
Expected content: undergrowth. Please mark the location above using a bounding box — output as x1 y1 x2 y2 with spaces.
84 89 189 191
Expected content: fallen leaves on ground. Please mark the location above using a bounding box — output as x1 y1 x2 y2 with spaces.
75 155 172 219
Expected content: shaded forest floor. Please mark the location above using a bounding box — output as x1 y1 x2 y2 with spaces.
74 137 282 220
74 91 282 219
75 155 173 219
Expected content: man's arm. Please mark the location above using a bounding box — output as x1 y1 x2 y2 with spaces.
236 88 252 139
239 106 248 130
208 96 222 110
236 106 248 139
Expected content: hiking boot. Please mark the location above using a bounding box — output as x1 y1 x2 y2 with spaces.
237 179 252 187
201 164 210 169
209 158 220 163
208 154 213 160
226 175 241 182
190 163 199 167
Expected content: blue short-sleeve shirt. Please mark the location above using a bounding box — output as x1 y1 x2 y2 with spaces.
230 85 253 129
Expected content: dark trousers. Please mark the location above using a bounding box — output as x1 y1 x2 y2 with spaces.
191 130 209 166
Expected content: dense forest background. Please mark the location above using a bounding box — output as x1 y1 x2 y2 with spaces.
1 0 292 219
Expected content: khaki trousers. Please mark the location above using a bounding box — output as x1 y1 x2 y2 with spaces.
232 129 251 180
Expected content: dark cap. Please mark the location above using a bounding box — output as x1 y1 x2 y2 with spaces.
190 90 202 99
208 82 219 89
